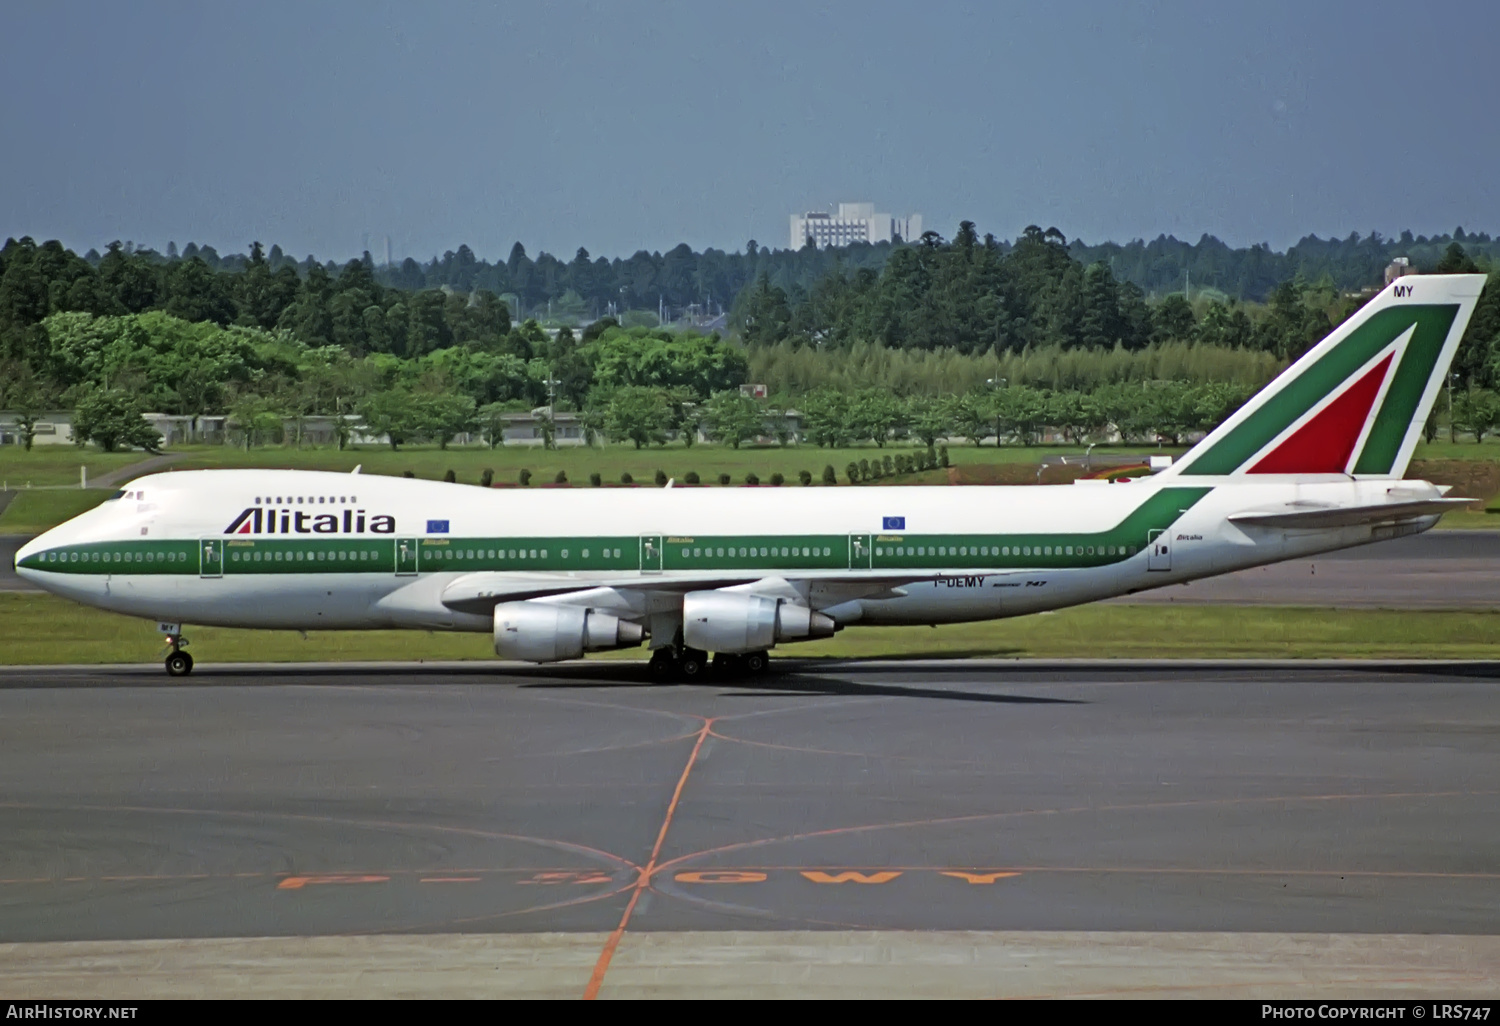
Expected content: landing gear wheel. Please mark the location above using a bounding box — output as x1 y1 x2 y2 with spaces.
742 650 770 674
648 647 677 683
165 651 194 677
676 649 707 681
711 652 742 676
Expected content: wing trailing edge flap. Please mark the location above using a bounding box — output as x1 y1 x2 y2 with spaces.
1228 496 1473 529
440 571 917 616
724 576 913 606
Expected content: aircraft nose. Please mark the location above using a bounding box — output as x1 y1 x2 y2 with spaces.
12 516 82 573
14 527 62 579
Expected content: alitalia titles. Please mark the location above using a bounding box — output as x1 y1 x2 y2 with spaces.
224 507 395 536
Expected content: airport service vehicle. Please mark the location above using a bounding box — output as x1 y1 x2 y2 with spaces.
14 274 1488 678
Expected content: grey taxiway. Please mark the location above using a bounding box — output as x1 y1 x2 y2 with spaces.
0 658 1496 997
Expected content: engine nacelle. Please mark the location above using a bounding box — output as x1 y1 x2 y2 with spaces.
493 601 644 663
681 591 836 654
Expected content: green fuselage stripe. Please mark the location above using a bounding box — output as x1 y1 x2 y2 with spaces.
20 488 1211 576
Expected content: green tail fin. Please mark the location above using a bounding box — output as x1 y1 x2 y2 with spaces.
1164 274 1488 479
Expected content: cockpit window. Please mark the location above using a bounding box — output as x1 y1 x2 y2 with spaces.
107 490 126 501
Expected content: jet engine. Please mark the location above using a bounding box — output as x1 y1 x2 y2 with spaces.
681 590 836 654
493 601 644 663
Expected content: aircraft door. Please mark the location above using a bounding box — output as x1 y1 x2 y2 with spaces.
640 535 663 573
1147 529 1171 571
848 534 873 570
395 537 419 575
199 538 223 578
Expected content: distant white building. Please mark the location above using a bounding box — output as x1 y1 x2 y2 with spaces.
1385 257 1417 285
495 408 588 447
0 411 225 447
790 202 922 250
0 410 73 446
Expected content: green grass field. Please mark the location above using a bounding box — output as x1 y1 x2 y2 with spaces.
1409 437 1500 462
0 439 1173 488
0 450 158 489
1 592 1496 665
4 434 1497 491
0 490 115 534
1422 508 1500 530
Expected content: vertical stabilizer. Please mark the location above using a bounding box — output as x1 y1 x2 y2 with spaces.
1163 274 1487 479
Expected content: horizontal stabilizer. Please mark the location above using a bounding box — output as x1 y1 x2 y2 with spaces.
1228 497 1473 529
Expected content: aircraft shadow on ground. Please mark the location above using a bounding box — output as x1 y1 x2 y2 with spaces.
718 674 1082 704
789 658 1500 681
7 658 1500 693
1353 661 1500 681
516 666 1082 705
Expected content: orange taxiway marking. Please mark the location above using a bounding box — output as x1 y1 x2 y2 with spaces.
673 870 768 884
11 862 1500 890
800 870 903 884
276 874 390 890
518 870 615 885
940 871 1022 884
583 716 714 1001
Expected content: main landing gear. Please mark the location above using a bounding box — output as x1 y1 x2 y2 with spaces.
649 646 770 683
164 634 194 677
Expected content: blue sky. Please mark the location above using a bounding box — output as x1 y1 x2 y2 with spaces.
1 0 1495 262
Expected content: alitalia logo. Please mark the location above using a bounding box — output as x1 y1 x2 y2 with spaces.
224 507 396 535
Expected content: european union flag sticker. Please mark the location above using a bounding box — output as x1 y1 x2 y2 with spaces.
882 516 905 531
426 520 450 534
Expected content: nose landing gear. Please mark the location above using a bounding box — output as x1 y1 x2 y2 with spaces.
164 635 194 677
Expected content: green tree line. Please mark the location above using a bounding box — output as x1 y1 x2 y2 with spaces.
2 229 1496 452
25 219 1500 330
733 224 1500 365
6 226 1494 360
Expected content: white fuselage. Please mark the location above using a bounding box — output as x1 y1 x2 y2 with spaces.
13 469 1438 646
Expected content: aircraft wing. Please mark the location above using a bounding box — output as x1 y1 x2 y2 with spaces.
1228 497 1473 529
439 569 924 615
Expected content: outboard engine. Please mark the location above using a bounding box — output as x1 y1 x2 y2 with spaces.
681 591 836 654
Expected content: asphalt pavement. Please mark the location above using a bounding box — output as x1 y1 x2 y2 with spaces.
0 659 1495 997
